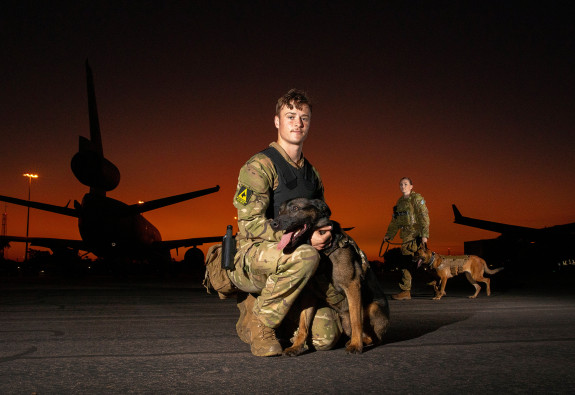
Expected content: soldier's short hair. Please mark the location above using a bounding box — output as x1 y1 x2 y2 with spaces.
275 89 312 116
400 177 413 185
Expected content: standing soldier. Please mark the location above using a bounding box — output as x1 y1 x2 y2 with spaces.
384 177 430 300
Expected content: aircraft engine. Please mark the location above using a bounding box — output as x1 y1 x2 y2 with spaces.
184 247 205 266
71 150 120 191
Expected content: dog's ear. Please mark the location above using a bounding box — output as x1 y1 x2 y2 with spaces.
416 236 424 250
311 199 331 218
330 220 342 233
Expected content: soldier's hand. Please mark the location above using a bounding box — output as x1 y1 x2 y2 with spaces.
311 225 332 250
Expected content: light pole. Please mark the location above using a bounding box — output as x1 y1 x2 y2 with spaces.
23 173 38 262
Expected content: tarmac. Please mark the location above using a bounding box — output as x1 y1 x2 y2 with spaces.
1 270 575 394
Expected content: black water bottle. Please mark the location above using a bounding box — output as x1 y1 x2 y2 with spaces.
221 225 236 270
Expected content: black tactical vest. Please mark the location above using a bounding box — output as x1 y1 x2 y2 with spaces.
261 146 321 218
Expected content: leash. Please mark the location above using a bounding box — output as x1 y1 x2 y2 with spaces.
378 238 416 258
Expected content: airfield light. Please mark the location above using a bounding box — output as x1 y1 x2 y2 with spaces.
23 173 39 262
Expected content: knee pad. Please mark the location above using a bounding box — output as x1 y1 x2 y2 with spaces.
310 306 342 351
312 330 342 351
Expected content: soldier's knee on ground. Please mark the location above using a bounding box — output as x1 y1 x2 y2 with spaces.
310 306 342 351
312 332 341 351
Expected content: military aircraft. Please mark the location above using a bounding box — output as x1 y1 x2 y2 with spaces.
452 204 575 268
0 62 221 267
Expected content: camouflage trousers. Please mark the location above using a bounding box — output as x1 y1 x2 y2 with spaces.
398 267 413 291
397 230 435 292
398 229 420 291
228 240 343 350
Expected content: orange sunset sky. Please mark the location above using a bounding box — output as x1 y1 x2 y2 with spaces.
1 2 574 262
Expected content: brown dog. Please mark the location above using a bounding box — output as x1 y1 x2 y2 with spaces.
414 245 504 300
270 198 390 355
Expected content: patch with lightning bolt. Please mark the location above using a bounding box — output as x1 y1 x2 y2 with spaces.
235 187 253 206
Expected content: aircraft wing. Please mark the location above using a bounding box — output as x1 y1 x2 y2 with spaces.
157 235 223 251
127 186 220 214
1 234 222 255
0 235 86 252
452 204 540 239
0 185 220 218
0 195 77 217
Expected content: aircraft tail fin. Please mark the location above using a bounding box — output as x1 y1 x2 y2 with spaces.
70 61 120 194
85 60 103 155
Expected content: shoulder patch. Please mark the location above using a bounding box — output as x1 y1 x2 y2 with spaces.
411 193 425 205
236 187 253 205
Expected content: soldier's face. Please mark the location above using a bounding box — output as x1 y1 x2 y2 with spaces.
400 179 413 196
275 103 311 147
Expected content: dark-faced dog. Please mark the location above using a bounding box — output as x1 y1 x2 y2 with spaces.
414 245 504 300
270 197 390 355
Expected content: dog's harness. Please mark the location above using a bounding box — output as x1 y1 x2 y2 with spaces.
322 226 369 278
436 255 470 276
322 226 351 257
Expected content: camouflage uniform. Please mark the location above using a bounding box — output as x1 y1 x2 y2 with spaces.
228 142 343 350
385 192 430 291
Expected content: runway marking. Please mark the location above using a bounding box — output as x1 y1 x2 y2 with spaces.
0 329 65 337
3 350 251 361
386 337 575 348
393 304 575 314
0 347 37 363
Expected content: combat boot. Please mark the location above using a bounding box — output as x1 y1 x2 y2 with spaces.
392 290 411 300
236 293 256 344
249 315 282 357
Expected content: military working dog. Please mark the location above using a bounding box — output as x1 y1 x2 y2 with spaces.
414 245 504 300
271 197 390 355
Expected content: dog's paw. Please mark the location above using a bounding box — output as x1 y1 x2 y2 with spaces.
283 346 306 357
362 334 374 346
345 341 363 354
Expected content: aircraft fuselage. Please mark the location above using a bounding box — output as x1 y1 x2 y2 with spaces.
78 192 165 261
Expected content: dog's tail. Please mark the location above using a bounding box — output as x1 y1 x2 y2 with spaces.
483 261 504 275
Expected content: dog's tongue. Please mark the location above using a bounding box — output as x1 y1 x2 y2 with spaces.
277 231 294 250
416 258 423 268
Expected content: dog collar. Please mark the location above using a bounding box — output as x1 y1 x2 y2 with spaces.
428 252 436 268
